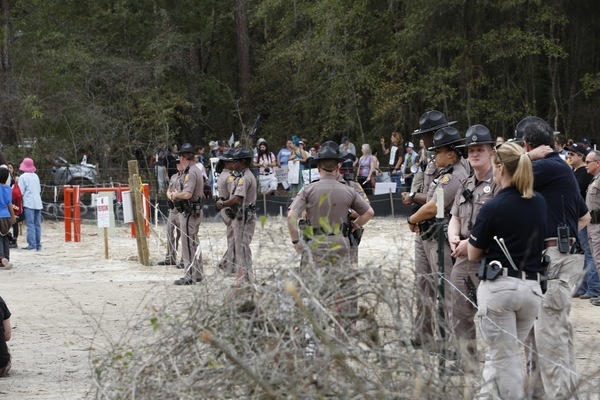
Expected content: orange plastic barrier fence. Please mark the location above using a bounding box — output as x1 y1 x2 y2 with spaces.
63 184 150 242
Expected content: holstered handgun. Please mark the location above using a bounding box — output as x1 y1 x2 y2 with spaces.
298 218 310 241
464 275 478 306
167 200 175 210
224 205 238 219
540 254 550 294
342 221 363 248
242 204 256 223
174 200 185 213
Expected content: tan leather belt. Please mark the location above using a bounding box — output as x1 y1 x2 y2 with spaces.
544 238 576 249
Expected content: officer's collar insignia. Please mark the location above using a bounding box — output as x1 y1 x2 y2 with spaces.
483 185 491 194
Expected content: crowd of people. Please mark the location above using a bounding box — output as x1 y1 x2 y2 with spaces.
0 154 44 377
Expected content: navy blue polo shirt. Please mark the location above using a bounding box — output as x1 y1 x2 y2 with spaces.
532 152 588 239
469 186 547 273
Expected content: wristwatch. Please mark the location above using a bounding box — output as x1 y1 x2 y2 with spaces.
408 192 415 200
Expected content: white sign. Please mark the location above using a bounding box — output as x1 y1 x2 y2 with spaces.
210 157 220 198
97 195 111 228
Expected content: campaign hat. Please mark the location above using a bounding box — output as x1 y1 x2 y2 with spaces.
178 143 195 155
232 148 253 160
413 110 457 136
218 148 235 161
312 141 347 161
457 124 494 147
428 127 464 150
513 116 546 143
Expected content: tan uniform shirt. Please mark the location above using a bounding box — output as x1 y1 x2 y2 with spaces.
233 167 257 206
290 175 370 229
426 159 470 212
217 168 233 200
168 172 181 192
451 167 499 239
181 161 205 201
586 174 600 212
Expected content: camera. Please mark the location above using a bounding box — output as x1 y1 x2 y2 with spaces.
557 224 570 254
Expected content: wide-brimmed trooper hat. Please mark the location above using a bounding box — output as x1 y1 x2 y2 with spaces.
428 127 465 150
312 141 348 161
457 124 494 147
232 148 253 160
178 143 195 155
513 116 546 143
413 110 457 136
218 148 235 161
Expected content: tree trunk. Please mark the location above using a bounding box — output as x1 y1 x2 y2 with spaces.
234 0 251 99
1 0 11 72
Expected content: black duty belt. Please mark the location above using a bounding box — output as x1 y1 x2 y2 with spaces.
311 227 342 236
591 209 600 224
503 268 541 282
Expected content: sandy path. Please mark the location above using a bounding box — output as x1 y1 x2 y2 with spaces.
0 218 599 398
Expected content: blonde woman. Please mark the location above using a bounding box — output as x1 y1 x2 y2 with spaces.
357 144 377 195
467 141 547 399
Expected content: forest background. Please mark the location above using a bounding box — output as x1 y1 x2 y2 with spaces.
1 0 600 177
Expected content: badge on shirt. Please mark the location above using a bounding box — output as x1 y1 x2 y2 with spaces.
184 175 190 182
483 185 491 194
440 174 452 185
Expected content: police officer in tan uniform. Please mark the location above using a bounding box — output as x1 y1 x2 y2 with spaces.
172 143 205 285
447 124 499 371
406 126 469 348
400 111 457 348
160 159 184 266
288 141 374 333
215 149 236 273
215 148 257 283
585 150 600 306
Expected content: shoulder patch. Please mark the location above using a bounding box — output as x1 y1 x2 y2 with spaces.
440 174 452 185
237 178 244 186
185 175 190 182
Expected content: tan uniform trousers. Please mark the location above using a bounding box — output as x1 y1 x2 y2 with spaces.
449 256 479 362
179 212 203 281
477 276 542 399
231 216 256 282
165 209 181 264
413 234 454 344
529 247 584 399
300 235 357 335
218 209 235 272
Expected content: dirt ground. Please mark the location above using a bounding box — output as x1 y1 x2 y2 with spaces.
1 217 599 399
